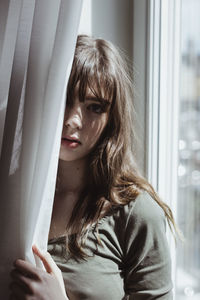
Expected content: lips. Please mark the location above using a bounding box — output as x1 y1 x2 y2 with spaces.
61 135 81 149
62 136 81 144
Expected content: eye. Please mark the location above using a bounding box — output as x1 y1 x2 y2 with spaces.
87 103 105 114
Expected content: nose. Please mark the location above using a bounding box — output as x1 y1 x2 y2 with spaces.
64 105 82 130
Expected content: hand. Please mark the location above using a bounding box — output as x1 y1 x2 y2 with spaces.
9 245 69 300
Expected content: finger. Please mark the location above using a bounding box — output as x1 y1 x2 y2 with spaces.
14 259 39 279
10 269 32 293
33 245 67 297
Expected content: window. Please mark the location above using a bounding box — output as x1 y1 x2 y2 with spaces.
144 0 200 299
176 0 200 298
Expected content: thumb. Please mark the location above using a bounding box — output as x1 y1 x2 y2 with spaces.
32 244 67 297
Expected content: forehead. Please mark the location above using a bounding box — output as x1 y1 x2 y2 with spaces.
85 86 108 99
74 82 112 103
67 70 115 107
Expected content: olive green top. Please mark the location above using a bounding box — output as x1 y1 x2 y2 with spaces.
48 191 173 299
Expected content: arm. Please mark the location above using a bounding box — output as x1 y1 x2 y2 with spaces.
123 192 173 299
9 245 69 300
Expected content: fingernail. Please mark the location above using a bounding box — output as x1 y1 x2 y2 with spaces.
13 259 18 266
14 258 23 267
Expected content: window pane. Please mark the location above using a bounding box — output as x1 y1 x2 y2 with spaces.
176 0 200 299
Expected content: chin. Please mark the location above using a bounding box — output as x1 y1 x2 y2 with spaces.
59 152 82 162
59 155 75 162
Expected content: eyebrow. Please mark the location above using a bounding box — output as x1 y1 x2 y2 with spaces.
85 96 111 106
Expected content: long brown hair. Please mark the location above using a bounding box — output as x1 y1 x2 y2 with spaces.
60 35 178 259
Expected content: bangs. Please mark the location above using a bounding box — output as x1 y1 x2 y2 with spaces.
67 52 116 105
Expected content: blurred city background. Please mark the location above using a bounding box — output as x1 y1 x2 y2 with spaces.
176 0 200 299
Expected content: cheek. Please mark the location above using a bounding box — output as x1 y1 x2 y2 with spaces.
86 116 108 144
92 117 107 135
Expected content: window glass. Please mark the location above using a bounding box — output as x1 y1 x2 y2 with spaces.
176 0 200 299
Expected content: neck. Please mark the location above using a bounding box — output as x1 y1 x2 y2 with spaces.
56 158 89 196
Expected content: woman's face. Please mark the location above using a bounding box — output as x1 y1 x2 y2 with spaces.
59 87 111 162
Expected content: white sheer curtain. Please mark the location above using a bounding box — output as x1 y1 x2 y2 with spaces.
0 0 83 298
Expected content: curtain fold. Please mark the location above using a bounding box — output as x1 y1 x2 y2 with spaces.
0 0 83 298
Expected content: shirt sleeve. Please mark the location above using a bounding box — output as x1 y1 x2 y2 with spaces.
123 191 173 299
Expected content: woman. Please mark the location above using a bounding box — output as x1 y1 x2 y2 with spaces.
9 35 176 299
